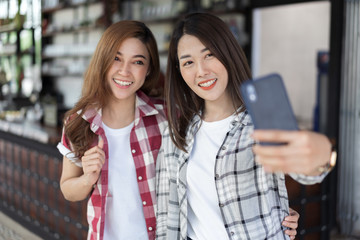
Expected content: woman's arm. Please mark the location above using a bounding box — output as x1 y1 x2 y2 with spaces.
60 139 105 201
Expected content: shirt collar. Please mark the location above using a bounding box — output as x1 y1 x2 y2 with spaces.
232 107 252 126
134 90 159 125
182 106 250 155
78 90 160 132
188 106 251 134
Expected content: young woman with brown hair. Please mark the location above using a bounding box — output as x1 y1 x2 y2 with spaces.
58 21 167 240
156 12 333 240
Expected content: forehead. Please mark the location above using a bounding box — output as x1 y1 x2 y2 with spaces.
118 37 149 57
177 35 206 56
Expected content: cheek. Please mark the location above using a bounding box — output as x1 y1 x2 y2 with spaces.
136 65 149 77
107 64 117 78
138 69 148 81
223 71 229 85
217 64 228 84
106 70 113 83
180 69 192 85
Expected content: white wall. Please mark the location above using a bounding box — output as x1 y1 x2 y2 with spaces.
252 2 330 128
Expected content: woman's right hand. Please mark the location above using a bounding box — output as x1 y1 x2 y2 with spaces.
81 138 105 186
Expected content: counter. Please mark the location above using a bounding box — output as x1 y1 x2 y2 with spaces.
0 119 61 145
0 123 88 240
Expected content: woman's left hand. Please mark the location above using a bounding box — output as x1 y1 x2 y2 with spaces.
282 207 299 239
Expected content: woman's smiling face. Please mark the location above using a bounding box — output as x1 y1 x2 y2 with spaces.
177 34 229 104
107 37 150 102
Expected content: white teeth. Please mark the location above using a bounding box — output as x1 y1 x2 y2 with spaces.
199 79 217 87
113 79 133 86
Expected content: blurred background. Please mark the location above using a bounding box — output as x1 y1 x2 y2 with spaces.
0 0 358 239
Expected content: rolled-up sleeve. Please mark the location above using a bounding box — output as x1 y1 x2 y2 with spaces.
289 172 327 185
57 126 82 167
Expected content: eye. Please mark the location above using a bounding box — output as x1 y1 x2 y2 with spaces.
205 53 214 58
182 60 193 67
135 60 144 65
114 56 120 61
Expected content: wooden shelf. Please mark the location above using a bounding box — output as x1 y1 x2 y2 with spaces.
41 53 92 60
41 73 83 78
141 16 179 24
42 0 99 14
0 23 17 33
0 25 33 34
0 50 33 57
0 52 15 57
42 25 104 37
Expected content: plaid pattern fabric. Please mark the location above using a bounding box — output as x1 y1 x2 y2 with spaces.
59 91 167 240
156 110 325 240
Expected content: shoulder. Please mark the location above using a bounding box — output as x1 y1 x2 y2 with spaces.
161 126 183 161
228 110 254 145
161 126 175 150
137 91 166 114
138 93 168 123
149 97 167 115
236 109 252 125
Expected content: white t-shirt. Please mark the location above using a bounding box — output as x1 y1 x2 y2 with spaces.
187 115 234 240
102 122 148 240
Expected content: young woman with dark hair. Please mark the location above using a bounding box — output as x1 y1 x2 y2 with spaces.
156 12 332 240
58 21 167 240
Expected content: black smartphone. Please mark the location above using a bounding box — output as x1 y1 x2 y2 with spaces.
241 73 299 132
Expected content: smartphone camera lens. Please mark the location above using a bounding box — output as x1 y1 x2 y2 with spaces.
247 85 257 102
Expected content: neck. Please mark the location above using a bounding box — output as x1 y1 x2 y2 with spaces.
102 95 136 129
203 96 236 122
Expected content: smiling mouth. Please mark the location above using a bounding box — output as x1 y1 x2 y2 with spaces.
198 78 217 88
113 78 134 86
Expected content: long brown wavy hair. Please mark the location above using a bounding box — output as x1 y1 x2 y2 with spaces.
165 13 252 152
64 21 160 158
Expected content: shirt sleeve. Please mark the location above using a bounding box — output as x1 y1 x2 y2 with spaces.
57 126 82 168
288 171 327 185
155 135 170 239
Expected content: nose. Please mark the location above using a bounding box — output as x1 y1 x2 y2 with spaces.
117 61 130 76
196 61 210 78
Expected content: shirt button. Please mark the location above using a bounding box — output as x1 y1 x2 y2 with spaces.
219 203 224 207
143 201 147 205
231 232 234 236
148 227 153 231
215 174 220 179
132 149 136 154
138 176 143 180
221 146 226 150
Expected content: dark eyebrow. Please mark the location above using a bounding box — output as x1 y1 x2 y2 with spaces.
201 47 209 53
116 51 147 60
179 47 209 60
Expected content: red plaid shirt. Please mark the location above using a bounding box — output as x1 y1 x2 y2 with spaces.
59 91 167 240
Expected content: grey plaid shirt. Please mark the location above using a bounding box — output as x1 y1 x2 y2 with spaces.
156 110 325 240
